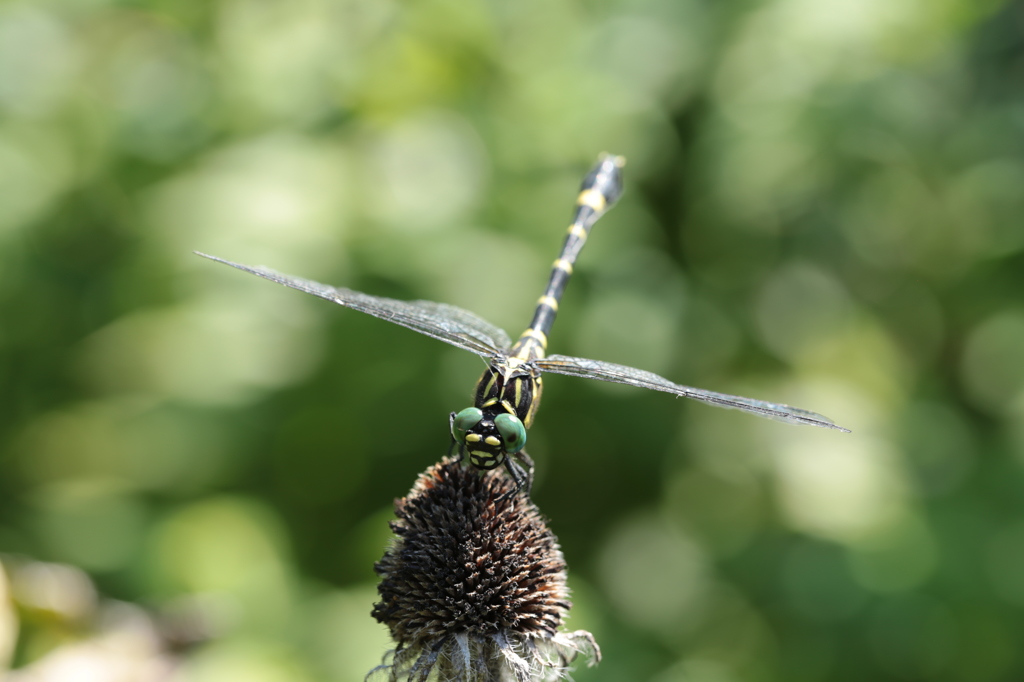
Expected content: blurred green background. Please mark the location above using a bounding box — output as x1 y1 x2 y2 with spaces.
2 0 1024 679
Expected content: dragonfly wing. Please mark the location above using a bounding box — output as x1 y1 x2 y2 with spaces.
535 354 850 432
406 300 512 351
197 253 509 357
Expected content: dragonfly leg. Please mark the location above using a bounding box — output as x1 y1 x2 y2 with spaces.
514 450 535 496
497 458 525 501
448 412 465 463
497 450 534 501
449 440 465 463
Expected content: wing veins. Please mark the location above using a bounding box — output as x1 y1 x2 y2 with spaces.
196 252 508 357
536 354 849 432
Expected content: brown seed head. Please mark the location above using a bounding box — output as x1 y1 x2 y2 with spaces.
370 459 599 682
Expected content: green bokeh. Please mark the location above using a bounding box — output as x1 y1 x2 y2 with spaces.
2 0 1024 679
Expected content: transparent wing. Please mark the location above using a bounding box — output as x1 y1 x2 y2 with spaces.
197 253 511 357
535 354 850 431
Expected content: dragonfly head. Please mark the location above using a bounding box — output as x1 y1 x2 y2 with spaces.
451 406 527 467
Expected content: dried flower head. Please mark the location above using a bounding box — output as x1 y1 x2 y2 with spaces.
370 459 599 682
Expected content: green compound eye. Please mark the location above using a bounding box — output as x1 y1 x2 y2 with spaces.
494 413 527 453
452 407 483 443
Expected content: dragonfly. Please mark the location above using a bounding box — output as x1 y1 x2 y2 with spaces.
197 154 848 498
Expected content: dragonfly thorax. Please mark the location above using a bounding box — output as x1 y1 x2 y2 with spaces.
472 361 543 430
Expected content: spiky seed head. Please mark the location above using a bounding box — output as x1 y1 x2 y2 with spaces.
370 459 599 682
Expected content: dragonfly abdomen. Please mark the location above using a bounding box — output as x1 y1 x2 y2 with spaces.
511 154 625 362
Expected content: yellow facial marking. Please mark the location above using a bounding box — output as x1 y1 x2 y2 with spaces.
501 400 516 415
472 455 498 468
537 295 559 311
577 188 607 212
485 436 501 447
553 258 574 275
481 398 498 408
466 434 482 443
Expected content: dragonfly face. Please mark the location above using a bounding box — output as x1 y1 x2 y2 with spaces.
450 406 526 470
450 360 538 469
